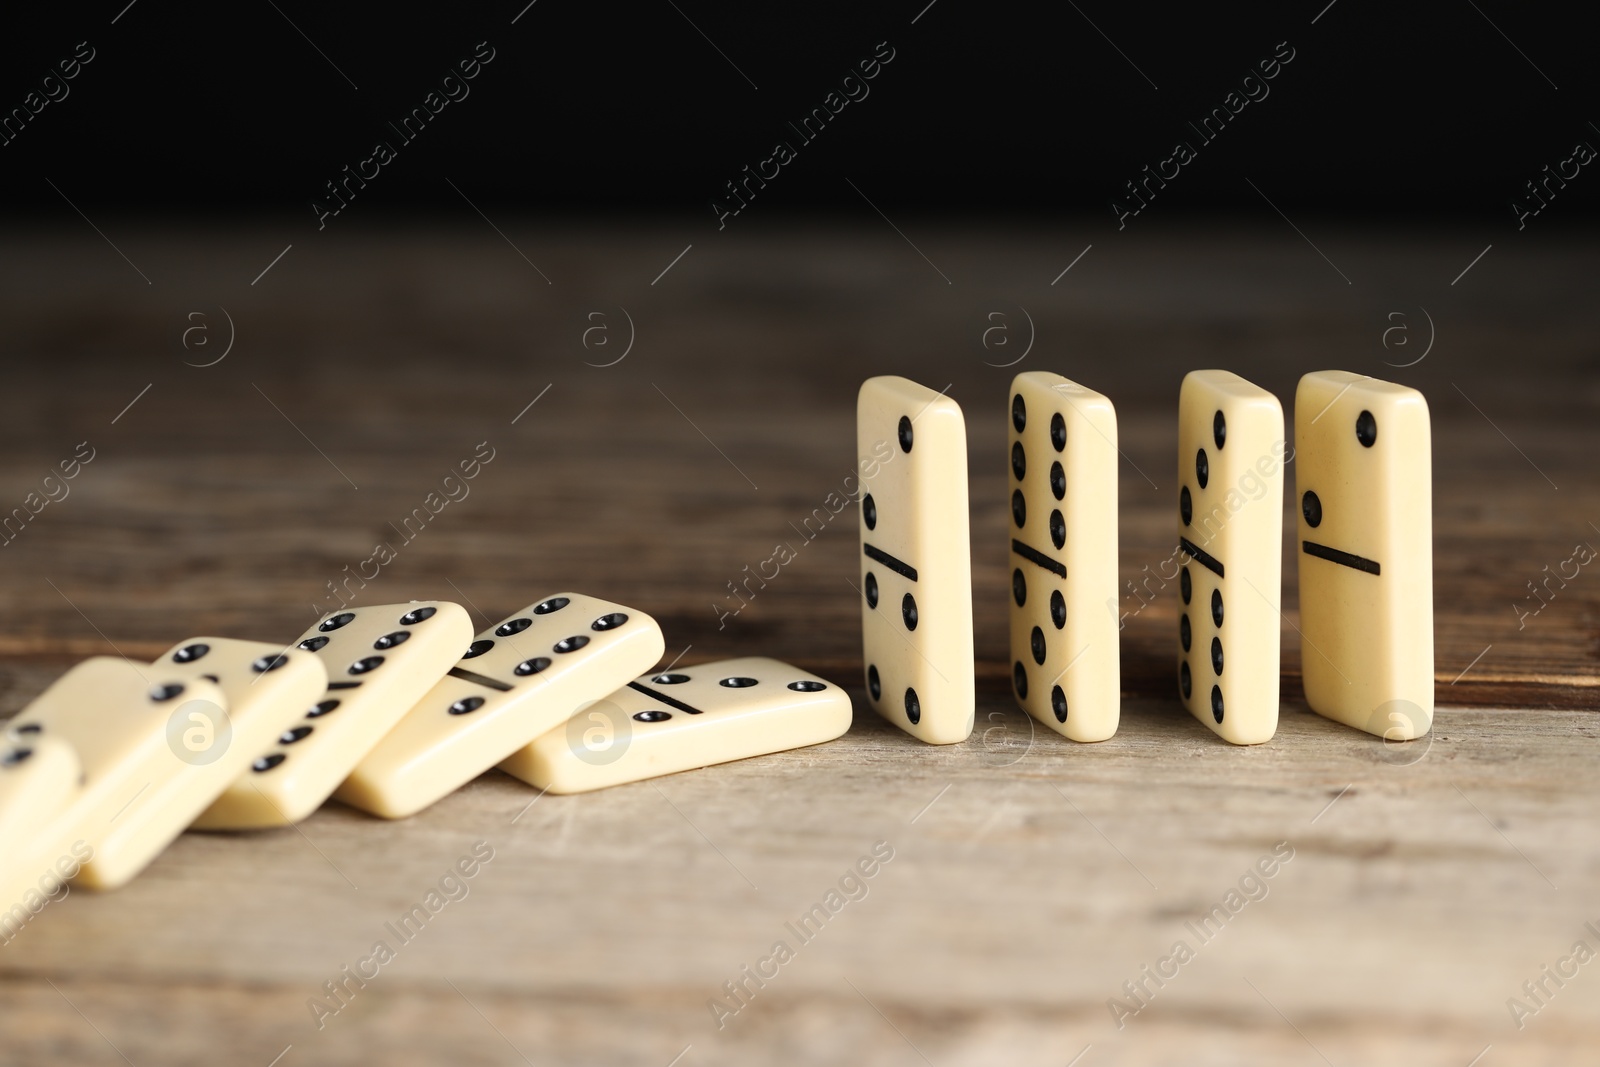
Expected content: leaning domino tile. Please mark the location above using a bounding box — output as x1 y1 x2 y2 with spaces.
1175 370 1285 745
1295 370 1434 739
0 735 81 860
0 735 85 922
501 656 852 793
336 593 665 819
0 660 228 907
856 376 975 744
75 639 327 889
1007 372 1121 741
193 601 473 829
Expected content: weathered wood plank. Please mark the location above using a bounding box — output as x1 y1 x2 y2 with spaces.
0 227 1596 1063
1 700 1597 1066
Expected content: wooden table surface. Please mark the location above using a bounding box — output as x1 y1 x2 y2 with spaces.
0 224 1596 1066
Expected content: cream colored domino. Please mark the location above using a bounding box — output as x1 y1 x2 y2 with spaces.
193 601 473 829
1007 373 1121 741
0 735 81 858
336 593 664 818
501 656 852 793
1 660 228 907
1295 371 1434 739
857 377 975 744
0 735 84 926
76 639 327 889
1176 371 1285 745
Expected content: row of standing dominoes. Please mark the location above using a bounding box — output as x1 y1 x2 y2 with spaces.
0 368 1431 912
857 370 1433 748
1 595 852 909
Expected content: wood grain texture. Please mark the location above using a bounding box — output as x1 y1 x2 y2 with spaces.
0 226 1596 1064
3 701 1598 1066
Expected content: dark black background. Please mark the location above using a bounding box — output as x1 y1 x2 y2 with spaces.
1 1 1594 227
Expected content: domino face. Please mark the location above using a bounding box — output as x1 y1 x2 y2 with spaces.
193 601 474 829
501 656 852 793
1007 372 1121 741
1 659 229 904
78 639 327 887
0 735 81 856
1295 371 1434 738
0 734 84 915
337 593 665 818
1176 371 1285 745
857 376 975 745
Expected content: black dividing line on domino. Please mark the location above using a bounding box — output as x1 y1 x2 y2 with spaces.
1302 541 1381 575
1010 539 1066 579
863 544 918 581
1179 537 1225 579
627 681 705 715
447 666 515 692
326 681 363 690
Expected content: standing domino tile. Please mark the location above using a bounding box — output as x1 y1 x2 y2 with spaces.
337 593 664 818
1007 372 1121 741
1295 371 1434 739
501 656 852 794
0 660 229 907
193 601 473 829
76 639 328 888
1176 371 1286 745
856 376 975 744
